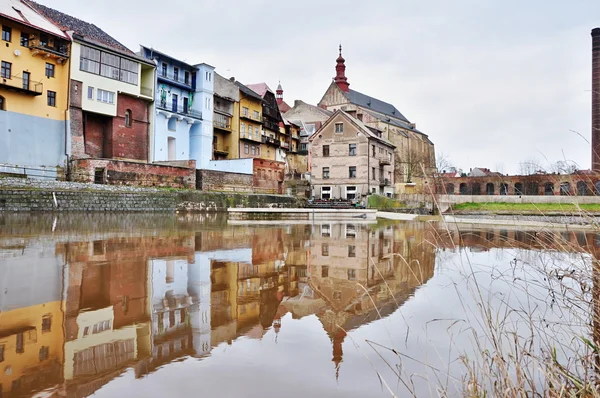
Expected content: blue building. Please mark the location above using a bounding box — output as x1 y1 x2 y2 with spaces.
139 46 214 168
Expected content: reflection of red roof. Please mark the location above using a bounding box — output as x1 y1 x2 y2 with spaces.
246 83 273 98
278 101 291 113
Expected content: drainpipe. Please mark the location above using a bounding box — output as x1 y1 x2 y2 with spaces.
64 39 72 180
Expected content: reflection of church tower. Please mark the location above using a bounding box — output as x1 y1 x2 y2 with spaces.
332 329 347 382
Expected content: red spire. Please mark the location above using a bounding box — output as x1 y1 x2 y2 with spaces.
276 81 283 105
334 45 350 92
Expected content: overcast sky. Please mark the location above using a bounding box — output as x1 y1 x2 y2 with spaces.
42 0 600 174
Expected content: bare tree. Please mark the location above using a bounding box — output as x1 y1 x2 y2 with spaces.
518 159 543 175
435 152 454 173
395 147 430 183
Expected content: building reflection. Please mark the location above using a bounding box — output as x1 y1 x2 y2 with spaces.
3 215 600 397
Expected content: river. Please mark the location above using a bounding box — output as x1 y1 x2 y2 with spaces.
0 214 597 397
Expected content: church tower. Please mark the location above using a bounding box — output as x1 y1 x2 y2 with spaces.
334 45 350 92
276 81 284 105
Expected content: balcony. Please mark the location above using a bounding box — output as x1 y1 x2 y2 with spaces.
28 39 69 63
157 70 192 89
213 114 232 132
0 75 43 96
281 142 290 150
240 112 261 123
379 178 391 187
157 101 202 119
240 132 261 142
379 157 392 166
140 86 153 97
213 145 229 156
262 118 279 132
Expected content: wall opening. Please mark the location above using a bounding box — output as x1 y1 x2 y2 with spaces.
94 168 105 184
168 137 176 161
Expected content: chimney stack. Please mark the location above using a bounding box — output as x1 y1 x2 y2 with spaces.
592 28 600 170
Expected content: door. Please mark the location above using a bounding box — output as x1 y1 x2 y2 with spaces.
168 137 176 160
172 94 178 113
22 71 30 90
183 97 189 114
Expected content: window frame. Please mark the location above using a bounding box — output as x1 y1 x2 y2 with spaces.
335 122 344 133
322 145 329 157
349 166 357 179
47 90 56 107
2 26 11 42
45 62 55 78
20 32 28 47
125 109 132 128
1 61 11 79
349 143 357 156
322 167 330 179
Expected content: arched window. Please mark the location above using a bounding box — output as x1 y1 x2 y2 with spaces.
125 109 132 128
0 95 5 111
471 183 481 195
485 183 495 195
459 183 469 195
514 183 524 195
445 183 455 195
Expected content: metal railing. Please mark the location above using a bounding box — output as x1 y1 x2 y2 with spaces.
29 39 69 58
0 75 43 95
157 101 202 119
157 70 192 86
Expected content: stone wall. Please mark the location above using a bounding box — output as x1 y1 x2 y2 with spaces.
71 158 196 189
0 187 301 213
253 158 285 194
196 169 253 192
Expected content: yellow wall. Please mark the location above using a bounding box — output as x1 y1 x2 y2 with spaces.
239 94 263 158
0 18 69 120
0 301 65 394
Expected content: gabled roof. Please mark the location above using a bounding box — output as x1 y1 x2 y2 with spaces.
24 0 133 54
288 100 333 118
235 81 263 101
139 45 196 70
245 83 273 98
1 0 67 39
309 109 395 148
344 88 409 123
363 109 425 135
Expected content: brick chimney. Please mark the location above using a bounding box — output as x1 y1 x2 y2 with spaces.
592 28 600 170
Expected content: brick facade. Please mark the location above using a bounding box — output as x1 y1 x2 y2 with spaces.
112 93 150 161
72 158 196 189
196 169 253 192
253 158 285 194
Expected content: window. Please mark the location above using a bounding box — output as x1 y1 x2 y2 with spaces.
348 269 356 280
173 67 179 81
45 63 55 78
346 186 357 200
2 26 11 42
22 71 29 90
251 145 256 156
97 89 115 104
16 332 24 353
242 107 249 117
47 91 56 107
322 266 329 277
40 34 48 47
87 86 94 99
322 224 331 237
321 243 329 256
323 145 329 157
254 126 259 139
241 123 246 136
206 71 211 81
321 186 331 200
125 109 131 127
349 143 356 156
348 245 356 258
0 96 4 111
349 166 357 178
372 145 376 157
244 144 249 154
322 167 330 179
42 315 52 332
1 61 11 78
161 63 167 77
335 122 343 133
372 167 376 180
20 32 28 47
0 344 4 362
79 45 139 84
83 327 90 336
253 110 259 120
39 346 49 362
184 71 190 85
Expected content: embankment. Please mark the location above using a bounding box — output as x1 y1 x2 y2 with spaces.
0 178 302 212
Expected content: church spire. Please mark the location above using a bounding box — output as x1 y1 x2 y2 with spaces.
276 81 283 105
334 44 350 92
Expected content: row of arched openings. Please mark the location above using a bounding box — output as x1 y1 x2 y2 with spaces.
444 181 600 196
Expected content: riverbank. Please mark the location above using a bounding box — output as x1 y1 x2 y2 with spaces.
0 178 302 212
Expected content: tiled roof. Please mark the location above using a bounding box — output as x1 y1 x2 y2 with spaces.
1 0 67 38
364 109 424 135
245 83 273 98
235 81 263 101
310 109 395 148
344 88 409 123
278 100 291 113
24 0 133 54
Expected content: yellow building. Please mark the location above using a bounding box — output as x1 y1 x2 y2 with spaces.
0 301 65 396
213 73 240 159
236 82 265 160
0 1 70 177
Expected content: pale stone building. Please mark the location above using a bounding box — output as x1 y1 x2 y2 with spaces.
318 46 435 193
309 109 395 200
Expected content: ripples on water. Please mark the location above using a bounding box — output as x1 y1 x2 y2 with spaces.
0 214 597 397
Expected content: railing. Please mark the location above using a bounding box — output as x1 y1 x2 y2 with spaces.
213 145 229 154
213 120 231 130
0 75 43 95
281 142 290 149
157 101 202 119
29 39 69 58
157 70 192 87
241 112 261 121
379 156 392 166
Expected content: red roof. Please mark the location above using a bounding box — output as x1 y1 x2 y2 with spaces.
278 101 291 113
245 83 273 98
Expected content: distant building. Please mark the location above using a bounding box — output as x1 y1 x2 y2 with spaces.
0 0 71 178
246 83 286 162
318 46 435 192
275 82 291 113
236 81 264 160
213 73 240 159
139 46 214 166
309 109 395 200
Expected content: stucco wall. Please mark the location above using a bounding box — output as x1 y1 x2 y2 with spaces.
0 111 66 171
205 158 253 174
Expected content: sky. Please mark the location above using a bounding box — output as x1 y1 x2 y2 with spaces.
38 0 600 174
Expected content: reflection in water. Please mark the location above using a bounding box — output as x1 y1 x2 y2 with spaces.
0 214 598 396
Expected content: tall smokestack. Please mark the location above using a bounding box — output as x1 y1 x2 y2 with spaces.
592 28 600 170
